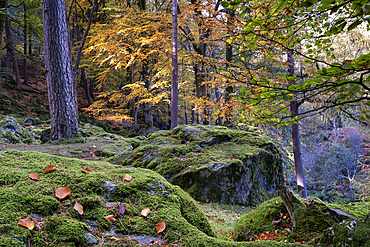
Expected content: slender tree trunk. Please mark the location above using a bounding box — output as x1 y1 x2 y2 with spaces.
43 0 79 140
23 3 28 85
171 0 178 130
224 8 234 125
5 15 21 89
0 0 8 88
288 49 307 198
143 59 153 127
81 68 93 105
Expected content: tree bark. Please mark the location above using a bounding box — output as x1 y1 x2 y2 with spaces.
81 68 93 105
224 8 234 125
288 49 307 198
0 0 8 88
171 0 178 130
23 3 28 85
43 0 79 140
5 15 21 89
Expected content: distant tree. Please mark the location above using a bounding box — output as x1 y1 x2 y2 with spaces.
171 0 179 130
43 0 79 140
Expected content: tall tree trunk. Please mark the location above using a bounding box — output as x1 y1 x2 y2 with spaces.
0 0 8 88
23 3 28 85
143 59 153 127
171 0 178 130
224 8 234 125
288 49 307 198
5 15 21 89
81 68 93 105
43 0 79 140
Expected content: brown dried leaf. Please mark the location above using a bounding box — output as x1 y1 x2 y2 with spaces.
28 173 40 181
43 165 56 173
74 201 83 215
141 208 150 217
18 218 35 230
104 215 117 222
156 222 166 233
295 239 304 244
55 186 71 199
123 173 132 181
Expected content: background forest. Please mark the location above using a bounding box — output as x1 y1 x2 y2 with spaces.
1 0 370 245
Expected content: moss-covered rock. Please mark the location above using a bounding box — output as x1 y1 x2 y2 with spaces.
110 125 283 206
0 150 303 246
313 213 370 247
233 196 370 244
0 116 33 143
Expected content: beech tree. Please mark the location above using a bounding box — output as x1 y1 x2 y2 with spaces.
43 0 79 140
171 0 179 129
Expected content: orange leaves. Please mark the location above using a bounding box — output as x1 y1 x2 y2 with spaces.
123 173 132 181
55 186 71 199
74 201 84 215
43 165 56 173
141 208 150 217
254 230 280 241
81 167 92 174
156 222 166 233
28 173 40 181
18 218 35 230
104 215 117 222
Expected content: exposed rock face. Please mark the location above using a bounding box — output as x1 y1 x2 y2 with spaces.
111 125 284 206
128 124 159 137
0 116 33 143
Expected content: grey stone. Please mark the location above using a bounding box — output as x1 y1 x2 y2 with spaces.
84 232 98 244
193 145 202 152
102 181 117 196
127 234 160 244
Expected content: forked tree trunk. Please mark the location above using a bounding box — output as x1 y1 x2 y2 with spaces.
43 0 79 140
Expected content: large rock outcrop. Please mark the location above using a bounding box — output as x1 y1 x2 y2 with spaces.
0 150 302 247
110 125 284 206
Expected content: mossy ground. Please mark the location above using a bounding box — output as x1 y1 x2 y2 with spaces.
233 196 370 245
0 150 305 247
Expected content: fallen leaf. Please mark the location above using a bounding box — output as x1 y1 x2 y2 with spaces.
43 165 56 173
74 201 83 215
118 204 125 215
104 215 117 222
28 173 40 181
18 218 35 230
108 236 120 240
141 208 150 217
295 239 304 243
123 174 132 181
55 186 71 199
81 167 92 174
275 201 279 204
156 222 166 233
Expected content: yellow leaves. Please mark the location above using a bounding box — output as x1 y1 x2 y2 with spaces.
18 218 35 230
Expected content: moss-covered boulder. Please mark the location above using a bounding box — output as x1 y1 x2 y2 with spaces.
110 125 283 206
233 196 370 244
0 116 33 144
0 150 304 246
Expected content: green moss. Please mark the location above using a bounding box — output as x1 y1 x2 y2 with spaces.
0 150 304 246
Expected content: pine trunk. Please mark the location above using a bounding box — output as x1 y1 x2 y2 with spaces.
23 3 28 85
43 0 79 140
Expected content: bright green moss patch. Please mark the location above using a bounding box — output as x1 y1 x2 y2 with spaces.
0 150 304 246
